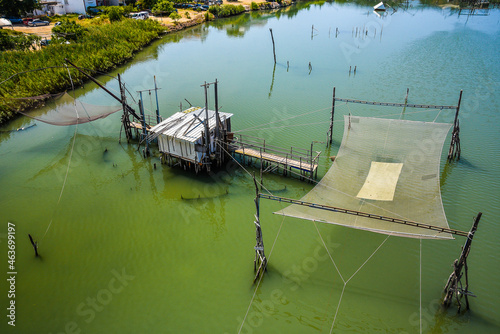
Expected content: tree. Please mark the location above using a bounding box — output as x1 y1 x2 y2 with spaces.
107 6 124 22
136 0 157 10
0 0 40 17
169 11 181 24
52 20 88 41
153 0 174 14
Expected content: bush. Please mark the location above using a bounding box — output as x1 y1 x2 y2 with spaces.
204 11 214 21
208 4 245 18
169 11 181 23
184 11 191 19
0 19 167 124
105 6 124 22
0 30 41 52
153 0 174 14
52 20 88 41
250 2 259 10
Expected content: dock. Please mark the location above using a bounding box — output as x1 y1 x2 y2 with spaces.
231 133 320 180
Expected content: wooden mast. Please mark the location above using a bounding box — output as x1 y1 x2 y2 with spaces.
448 90 462 160
253 176 267 283
443 212 482 311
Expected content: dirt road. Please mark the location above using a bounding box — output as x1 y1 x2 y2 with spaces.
11 23 53 39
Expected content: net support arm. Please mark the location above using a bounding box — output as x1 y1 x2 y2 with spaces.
258 193 469 237
64 59 142 121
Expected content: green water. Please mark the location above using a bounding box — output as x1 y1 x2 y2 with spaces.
1 1 499 333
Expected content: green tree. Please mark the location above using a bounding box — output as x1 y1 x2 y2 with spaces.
136 0 157 10
107 6 124 22
52 20 88 41
0 0 39 17
0 30 40 51
153 0 174 13
169 11 181 23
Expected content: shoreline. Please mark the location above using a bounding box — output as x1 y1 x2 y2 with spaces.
0 1 294 126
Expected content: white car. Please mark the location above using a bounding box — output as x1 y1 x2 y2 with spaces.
131 12 149 20
28 19 50 27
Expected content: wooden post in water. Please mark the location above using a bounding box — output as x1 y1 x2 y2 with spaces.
269 28 276 64
448 90 462 160
253 176 267 283
118 74 132 142
154 76 161 124
443 212 482 311
202 81 211 167
401 88 409 119
214 79 221 165
28 234 38 257
328 87 336 146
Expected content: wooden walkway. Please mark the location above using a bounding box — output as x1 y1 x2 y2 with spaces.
234 147 318 173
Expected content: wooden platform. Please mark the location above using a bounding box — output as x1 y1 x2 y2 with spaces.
234 147 318 173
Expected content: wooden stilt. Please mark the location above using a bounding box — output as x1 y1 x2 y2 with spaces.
28 234 38 257
252 175 267 283
443 212 482 311
448 90 462 160
328 87 335 146
269 28 276 64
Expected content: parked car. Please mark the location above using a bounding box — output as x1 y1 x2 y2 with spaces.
131 11 149 20
22 18 33 26
5 17 23 24
28 19 50 27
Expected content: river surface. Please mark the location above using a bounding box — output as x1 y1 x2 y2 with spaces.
1 1 499 333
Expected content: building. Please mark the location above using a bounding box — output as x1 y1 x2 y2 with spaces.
35 0 124 15
149 106 233 172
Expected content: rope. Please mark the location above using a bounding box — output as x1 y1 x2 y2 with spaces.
236 108 447 135
216 141 289 334
314 220 391 332
40 67 79 242
432 108 444 122
41 124 77 242
419 239 422 334
236 106 330 133
237 215 285 334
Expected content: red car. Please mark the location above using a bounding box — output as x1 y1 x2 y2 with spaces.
22 18 33 26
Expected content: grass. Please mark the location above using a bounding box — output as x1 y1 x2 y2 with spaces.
0 18 166 124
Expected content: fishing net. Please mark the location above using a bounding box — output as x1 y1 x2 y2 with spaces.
276 115 453 239
15 92 121 126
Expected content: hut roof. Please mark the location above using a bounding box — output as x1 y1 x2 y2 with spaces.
149 107 233 143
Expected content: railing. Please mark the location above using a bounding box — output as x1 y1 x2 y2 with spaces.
231 133 321 174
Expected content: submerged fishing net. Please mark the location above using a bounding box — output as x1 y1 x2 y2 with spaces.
276 115 453 239
15 92 121 126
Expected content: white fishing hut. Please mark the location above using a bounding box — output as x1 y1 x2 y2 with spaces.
149 106 233 172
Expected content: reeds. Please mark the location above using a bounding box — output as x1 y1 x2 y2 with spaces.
0 19 166 124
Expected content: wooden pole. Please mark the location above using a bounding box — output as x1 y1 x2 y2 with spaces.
203 82 210 161
253 175 267 283
154 76 161 124
65 59 141 121
448 90 463 160
328 87 335 146
118 74 131 142
401 88 409 119
443 212 482 311
269 28 276 64
28 234 38 257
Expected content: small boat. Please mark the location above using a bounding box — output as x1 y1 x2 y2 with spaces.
374 2 386 11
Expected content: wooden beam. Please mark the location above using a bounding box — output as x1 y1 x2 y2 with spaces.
258 193 469 237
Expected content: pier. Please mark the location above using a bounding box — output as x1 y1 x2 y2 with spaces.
231 133 320 181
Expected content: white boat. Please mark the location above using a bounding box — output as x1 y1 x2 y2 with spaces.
374 2 386 11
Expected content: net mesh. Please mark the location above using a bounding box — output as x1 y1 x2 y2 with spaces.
16 92 121 126
276 115 453 239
